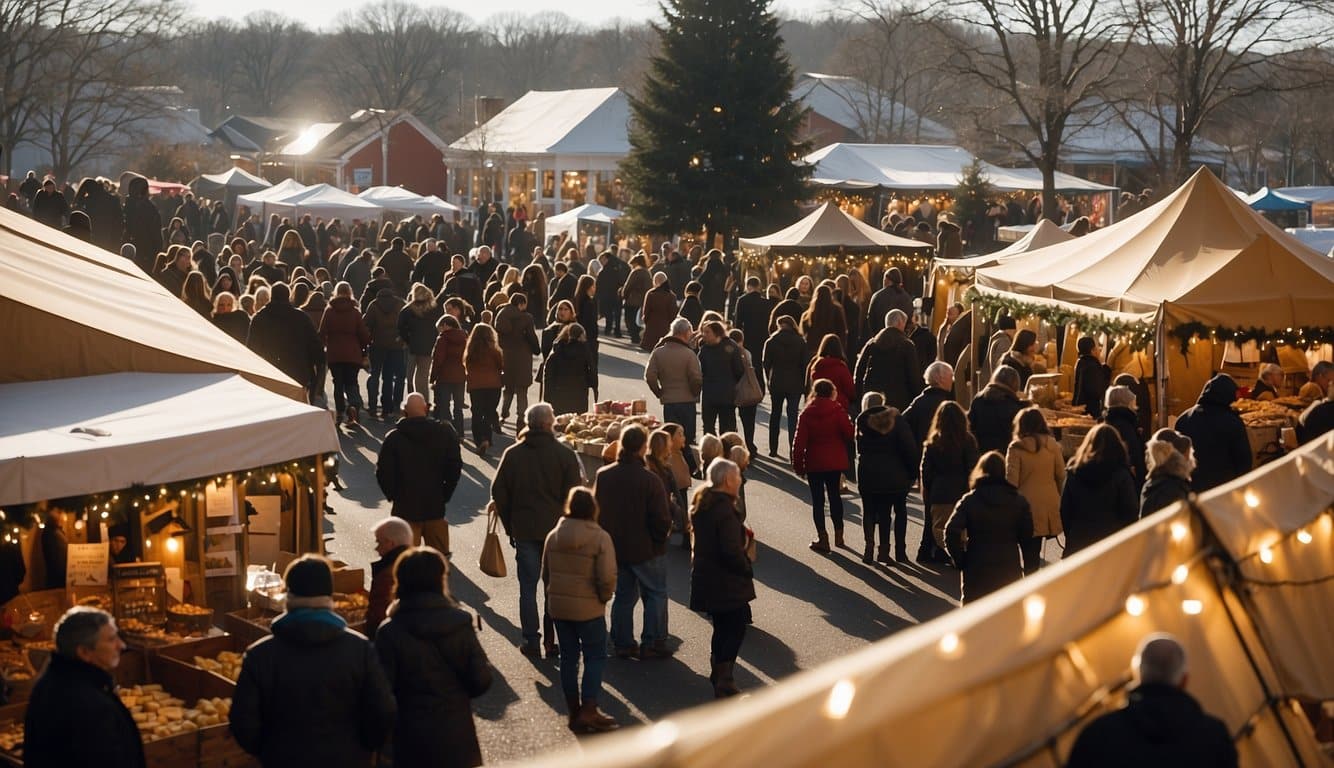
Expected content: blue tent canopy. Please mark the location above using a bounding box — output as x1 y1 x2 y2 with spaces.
1245 187 1310 212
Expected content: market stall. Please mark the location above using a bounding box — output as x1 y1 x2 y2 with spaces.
552 402 660 479
191 167 271 212
972 167 1334 430
358 185 461 216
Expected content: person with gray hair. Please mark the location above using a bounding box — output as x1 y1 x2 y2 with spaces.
1102 384 1146 488
25 606 145 767
493 401 584 657
688 458 755 698
645 316 704 473
855 305 921 410
1250 363 1283 401
968 364 1025 454
365 517 414 638
1066 633 1237 767
903 361 956 446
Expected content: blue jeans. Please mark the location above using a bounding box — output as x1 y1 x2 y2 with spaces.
769 393 801 455
662 402 698 472
554 617 607 703
368 347 405 414
610 556 668 650
515 539 551 647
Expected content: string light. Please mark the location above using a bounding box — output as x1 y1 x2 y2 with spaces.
1258 546 1273 564
1243 489 1260 509
1124 594 1146 617
1181 599 1203 615
1171 564 1190 585
1296 529 1312 544
1170 522 1188 542
824 680 856 719
938 632 962 657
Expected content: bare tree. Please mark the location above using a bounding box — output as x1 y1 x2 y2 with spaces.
171 19 241 125
486 11 584 96
938 0 1131 219
1120 0 1334 186
0 0 90 179
233 11 311 114
325 0 472 124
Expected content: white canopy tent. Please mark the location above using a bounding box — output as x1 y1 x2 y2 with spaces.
544 203 624 243
193 167 270 198
947 219 1076 269
805 143 1117 194
358 186 461 216
235 178 308 220
263 183 384 221
0 373 339 507
739 202 930 253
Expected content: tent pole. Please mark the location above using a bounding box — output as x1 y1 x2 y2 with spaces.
1155 309 1169 428
315 454 326 556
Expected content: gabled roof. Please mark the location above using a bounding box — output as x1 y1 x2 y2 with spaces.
805 143 1116 193
946 219 1076 269
1057 103 1229 165
211 115 307 153
793 73 955 143
449 88 630 157
739 202 931 253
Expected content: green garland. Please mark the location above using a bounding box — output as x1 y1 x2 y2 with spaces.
1167 322 1334 355
969 291 1156 350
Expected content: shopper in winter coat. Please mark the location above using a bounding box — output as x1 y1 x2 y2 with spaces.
936 218 963 259
792 379 855 553
365 518 411 640
375 237 413 297
678 282 704 329
1102 386 1146 489
734 277 774 371
799 282 847 356
246 283 325 399
25 607 147 768
855 309 921 410
74 177 123 250
1060 425 1139 556
856 393 920 564
943 452 1034 605
1072 336 1111 419
233 557 395 768
969 366 1025 455
689 460 754 698
1004 408 1064 573
463 324 504 454
398 284 443 405
211 292 251 344
495 294 541 431
762 316 812 457
543 487 619 733
806 334 855 412
595 251 627 337
429 315 469 432
375 393 464 556
903 362 955 446
1140 429 1195 517
620 254 652 344
1173 374 1251 492
921 401 980 560
320 282 372 422
697 320 746 435
375 548 492 768
122 176 163 264
639 273 677 351
999 329 1041 389
865 268 914 339
363 287 405 419
542 323 597 417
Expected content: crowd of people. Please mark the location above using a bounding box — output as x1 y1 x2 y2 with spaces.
11 170 1329 768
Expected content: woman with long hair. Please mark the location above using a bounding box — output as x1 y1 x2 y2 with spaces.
572 274 598 357
799 281 847 356
647 429 686 542
1060 424 1138 556
792 378 855 553
430 314 469 433
1004 407 1064 572
463 323 504 455
277 229 306 269
520 264 549 329
211 267 240 298
542 300 576 358
920 401 980 562
541 323 596 417
374 547 492 767
943 452 1034 605
1000 329 1041 389
180 271 212 317
319 281 371 425
442 297 475 331
399 283 443 404
805 333 855 413
658 424 693 544
541 488 619 733
211 291 250 343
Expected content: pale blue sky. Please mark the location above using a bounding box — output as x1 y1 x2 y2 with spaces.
199 0 837 27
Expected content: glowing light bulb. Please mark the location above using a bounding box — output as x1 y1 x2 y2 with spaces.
1244 489 1260 509
1258 546 1273 564
939 632 962 657
1171 564 1189 585
1296 529 1312 544
1024 594 1046 623
1125 595 1146 617
1181 599 1203 615
145 538 152 548
825 680 856 719
101 511 109 519
1170 522 1188 542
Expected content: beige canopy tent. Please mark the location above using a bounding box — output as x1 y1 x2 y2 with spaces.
0 206 303 399
932 219 1078 328
740 202 931 254
529 432 1333 768
974 167 1334 415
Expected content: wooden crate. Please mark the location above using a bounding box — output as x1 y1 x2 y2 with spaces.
199 723 259 768
148 654 235 703
222 608 275 648
143 728 197 768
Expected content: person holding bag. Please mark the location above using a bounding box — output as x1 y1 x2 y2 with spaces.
728 328 763 454
542 488 619 733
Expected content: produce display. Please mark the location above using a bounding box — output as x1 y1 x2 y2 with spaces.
193 651 243 682
119 685 232 740
1232 397 1303 428
555 412 661 455
332 592 368 625
1038 403 1097 430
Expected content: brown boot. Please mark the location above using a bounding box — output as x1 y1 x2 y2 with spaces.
712 661 740 698
809 530 830 554
833 526 846 549
570 702 619 733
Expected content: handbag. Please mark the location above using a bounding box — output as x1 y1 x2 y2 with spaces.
479 505 507 578
734 351 763 408
744 528 758 563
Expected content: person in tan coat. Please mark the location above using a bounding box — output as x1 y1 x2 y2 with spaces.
542 487 618 734
1004 407 1065 573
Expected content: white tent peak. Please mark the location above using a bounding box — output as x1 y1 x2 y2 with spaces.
806 143 1115 193
947 219 1076 269
449 88 629 157
740 202 931 252
197 166 269 187
359 185 461 214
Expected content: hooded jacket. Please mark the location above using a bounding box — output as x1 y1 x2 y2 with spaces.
1173 375 1251 492
542 339 597 416
1060 460 1139 556
792 396 854 475
1065 683 1237 768
943 477 1034 604
363 290 405 350
375 417 463 524
373 594 492 768
855 327 921 410
1005 435 1066 537
430 327 468 385
1140 439 1194 517
397 301 442 357
856 405 920 495
968 383 1025 455
320 296 371 365
1103 405 1146 487
542 516 617 622
232 610 395 768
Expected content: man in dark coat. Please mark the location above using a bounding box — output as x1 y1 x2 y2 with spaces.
233 557 396 768
903 361 955 445
1174 374 1252 492
1072 336 1111 419
865 267 914 338
548 261 576 311
75 177 124 250
25 607 146 768
175 193 202 237
340 243 373 298
733 277 772 379
440 254 484 312
1066 634 1237 768
762 315 810 457
31 178 68 229
595 250 627 337
657 247 691 297
19 171 41 205
375 237 413 297
594 426 672 658
296 214 320 265
364 518 411 640
697 249 729 313
122 176 163 267
698 320 746 435
905 314 937 370
855 309 921 411
410 238 450 294
492 404 583 656
469 244 499 285
376 393 463 556
246 282 325 397
1298 389 1334 444
506 219 537 264
968 366 1025 455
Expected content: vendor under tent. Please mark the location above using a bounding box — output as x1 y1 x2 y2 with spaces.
0 206 302 399
192 167 271 211
973 166 1334 420
358 185 461 216
544 203 624 246
528 433 1334 768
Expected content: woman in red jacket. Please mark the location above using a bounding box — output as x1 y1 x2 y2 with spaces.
792 378 855 553
805 334 854 412
319 281 371 425
430 314 469 435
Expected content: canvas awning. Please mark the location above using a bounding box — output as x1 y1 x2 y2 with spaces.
1246 187 1310 213
739 202 931 253
192 167 271 198
544 203 623 241
805 144 1117 194
0 373 338 506
358 186 460 215
524 432 1334 768
235 178 308 217
944 219 1075 270
0 206 302 399
263 183 383 221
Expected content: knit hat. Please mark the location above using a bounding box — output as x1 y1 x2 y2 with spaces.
284 555 334 598
1149 428 1192 456
996 313 1016 331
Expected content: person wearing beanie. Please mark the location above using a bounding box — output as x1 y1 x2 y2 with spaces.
1072 336 1111 419
1174 374 1252 492
232 555 396 768
1140 429 1195 517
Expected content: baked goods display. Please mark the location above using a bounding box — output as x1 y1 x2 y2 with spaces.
193 651 243 682
332 592 368 625
555 413 662 456
0 721 22 755
119 685 232 741
1232 398 1301 428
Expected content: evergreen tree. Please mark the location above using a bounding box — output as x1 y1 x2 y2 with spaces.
622 0 811 248
950 159 994 243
